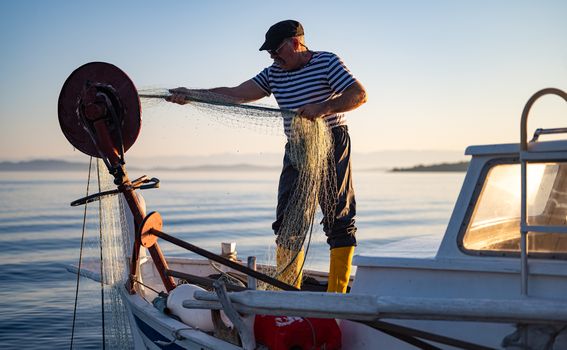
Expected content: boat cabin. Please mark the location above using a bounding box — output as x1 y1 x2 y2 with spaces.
455 142 567 258
346 89 567 349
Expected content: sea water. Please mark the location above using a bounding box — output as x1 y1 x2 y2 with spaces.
0 169 464 349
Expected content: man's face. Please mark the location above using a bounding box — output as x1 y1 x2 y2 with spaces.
269 39 296 71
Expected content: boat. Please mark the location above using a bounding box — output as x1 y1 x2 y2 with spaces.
59 62 567 349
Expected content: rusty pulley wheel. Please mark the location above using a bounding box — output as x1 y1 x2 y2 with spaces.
58 62 141 158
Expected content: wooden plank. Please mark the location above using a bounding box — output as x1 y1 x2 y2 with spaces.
190 290 567 324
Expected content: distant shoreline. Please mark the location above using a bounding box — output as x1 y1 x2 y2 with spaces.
0 159 88 172
390 161 469 172
0 159 469 173
0 159 279 172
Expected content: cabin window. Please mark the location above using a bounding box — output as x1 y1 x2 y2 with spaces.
462 162 567 257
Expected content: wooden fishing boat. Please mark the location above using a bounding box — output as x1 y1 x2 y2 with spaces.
60 62 567 349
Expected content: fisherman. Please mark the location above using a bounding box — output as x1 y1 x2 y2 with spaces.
168 19 367 293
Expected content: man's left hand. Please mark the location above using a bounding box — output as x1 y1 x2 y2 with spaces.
296 103 327 120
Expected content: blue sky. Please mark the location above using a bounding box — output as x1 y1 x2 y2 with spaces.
0 0 566 160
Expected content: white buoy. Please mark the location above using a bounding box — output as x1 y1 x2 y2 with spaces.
167 284 232 332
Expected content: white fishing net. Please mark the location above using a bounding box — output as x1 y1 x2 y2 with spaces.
71 160 134 349
97 160 134 349
139 90 337 288
71 88 337 350
139 88 288 135
272 117 336 287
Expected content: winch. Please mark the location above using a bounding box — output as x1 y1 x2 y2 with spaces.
58 62 141 178
58 62 175 293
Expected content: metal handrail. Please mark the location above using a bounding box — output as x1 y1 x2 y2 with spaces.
520 88 567 151
519 88 567 295
529 127 567 143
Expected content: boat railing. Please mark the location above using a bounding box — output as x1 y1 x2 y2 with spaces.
188 287 567 324
183 280 567 350
519 88 567 295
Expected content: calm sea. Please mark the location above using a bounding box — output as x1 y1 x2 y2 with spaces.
0 169 464 349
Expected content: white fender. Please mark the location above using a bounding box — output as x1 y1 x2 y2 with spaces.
167 284 232 332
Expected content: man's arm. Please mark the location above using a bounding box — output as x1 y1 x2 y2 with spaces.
168 79 268 105
296 81 367 120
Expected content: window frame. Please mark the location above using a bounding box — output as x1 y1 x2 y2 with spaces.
457 157 567 260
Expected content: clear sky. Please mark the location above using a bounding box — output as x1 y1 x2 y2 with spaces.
0 0 566 161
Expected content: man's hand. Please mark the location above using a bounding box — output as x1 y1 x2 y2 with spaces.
165 80 267 106
296 103 327 120
297 81 367 120
167 87 191 105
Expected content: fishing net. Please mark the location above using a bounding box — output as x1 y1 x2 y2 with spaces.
139 90 338 288
139 88 288 135
97 160 134 349
70 85 338 348
70 160 134 349
272 116 337 286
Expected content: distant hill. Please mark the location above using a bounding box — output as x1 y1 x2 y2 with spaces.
0 159 90 171
1 151 469 172
391 161 469 172
0 159 278 172
153 163 278 172
71 150 466 170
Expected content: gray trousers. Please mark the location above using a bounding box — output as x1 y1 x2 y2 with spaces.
272 125 357 249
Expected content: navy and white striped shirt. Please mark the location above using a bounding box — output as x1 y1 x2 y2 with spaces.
252 51 356 136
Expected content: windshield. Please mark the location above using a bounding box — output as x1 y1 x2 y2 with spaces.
462 162 567 256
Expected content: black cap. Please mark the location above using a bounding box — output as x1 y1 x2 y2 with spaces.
259 20 304 51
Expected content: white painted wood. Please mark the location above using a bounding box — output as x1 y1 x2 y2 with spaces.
192 290 378 320
353 256 567 276
466 140 567 156
189 290 567 323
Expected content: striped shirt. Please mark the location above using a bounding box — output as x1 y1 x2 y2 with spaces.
252 51 356 136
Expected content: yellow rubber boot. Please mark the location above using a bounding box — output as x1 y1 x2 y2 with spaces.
276 246 304 289
327 246 354 293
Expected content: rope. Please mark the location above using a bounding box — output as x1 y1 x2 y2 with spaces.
294 206 317 286
153 328 194 347
132 278 164 295
96 161 106 350
70 157 93 350
209 261 247 287
303 317 317 349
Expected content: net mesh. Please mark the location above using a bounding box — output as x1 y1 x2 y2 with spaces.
72 160 134 349
72 89 337 346
97 160 134 349
272 117 336 286
139 88 289 135
140 90 337 288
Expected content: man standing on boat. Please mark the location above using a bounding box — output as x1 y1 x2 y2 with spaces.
168 20 367 293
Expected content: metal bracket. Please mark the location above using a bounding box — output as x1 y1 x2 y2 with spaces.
530 127 567 143
70 176 159 206
213 280 256 350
